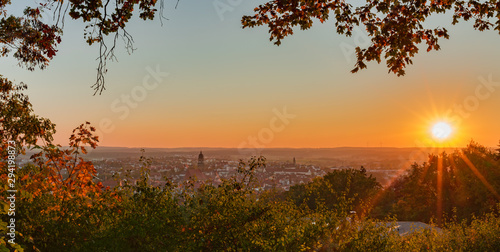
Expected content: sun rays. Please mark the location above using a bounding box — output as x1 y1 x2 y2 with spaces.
366 143 500 224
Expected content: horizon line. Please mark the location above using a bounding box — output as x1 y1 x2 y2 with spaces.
88 145 472 149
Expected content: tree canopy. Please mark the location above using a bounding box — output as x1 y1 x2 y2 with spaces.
0 0 164 94
373 141 500 223
0 75 55 150
242 0 500 76
286 167 381 215
2 0 500 94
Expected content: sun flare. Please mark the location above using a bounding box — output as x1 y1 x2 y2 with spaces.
431 122 453 140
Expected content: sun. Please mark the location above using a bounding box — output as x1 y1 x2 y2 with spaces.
431 122 453 140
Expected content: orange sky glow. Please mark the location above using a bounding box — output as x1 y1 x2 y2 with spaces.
2 1 500 149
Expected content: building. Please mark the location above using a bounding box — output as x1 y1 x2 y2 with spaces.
198 151 204 169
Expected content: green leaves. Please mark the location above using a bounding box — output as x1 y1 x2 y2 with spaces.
287 168 381 216
0 77 56 152
376 141 500 223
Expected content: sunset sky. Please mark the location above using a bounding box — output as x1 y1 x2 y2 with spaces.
2 0 500 148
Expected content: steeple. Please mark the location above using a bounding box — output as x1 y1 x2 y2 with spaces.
198 151 205 169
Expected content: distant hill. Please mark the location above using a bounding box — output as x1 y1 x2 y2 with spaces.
22 146 460 170
72 146 458 168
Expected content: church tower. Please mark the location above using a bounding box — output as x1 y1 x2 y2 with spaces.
198 151 205 169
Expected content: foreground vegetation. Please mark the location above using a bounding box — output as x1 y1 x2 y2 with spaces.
2 78 500 251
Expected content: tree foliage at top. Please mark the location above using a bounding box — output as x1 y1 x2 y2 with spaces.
0 0 164 94
242 0 500 76
3 0 500 94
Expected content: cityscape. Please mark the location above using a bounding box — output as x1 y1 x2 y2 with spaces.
19 146 457 190
2 0 500 250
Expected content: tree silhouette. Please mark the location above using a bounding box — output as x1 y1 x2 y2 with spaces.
375 141 500 223
242 0 499 76
496 140 500 160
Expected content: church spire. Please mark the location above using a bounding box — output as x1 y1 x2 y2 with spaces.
198 151 205 169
